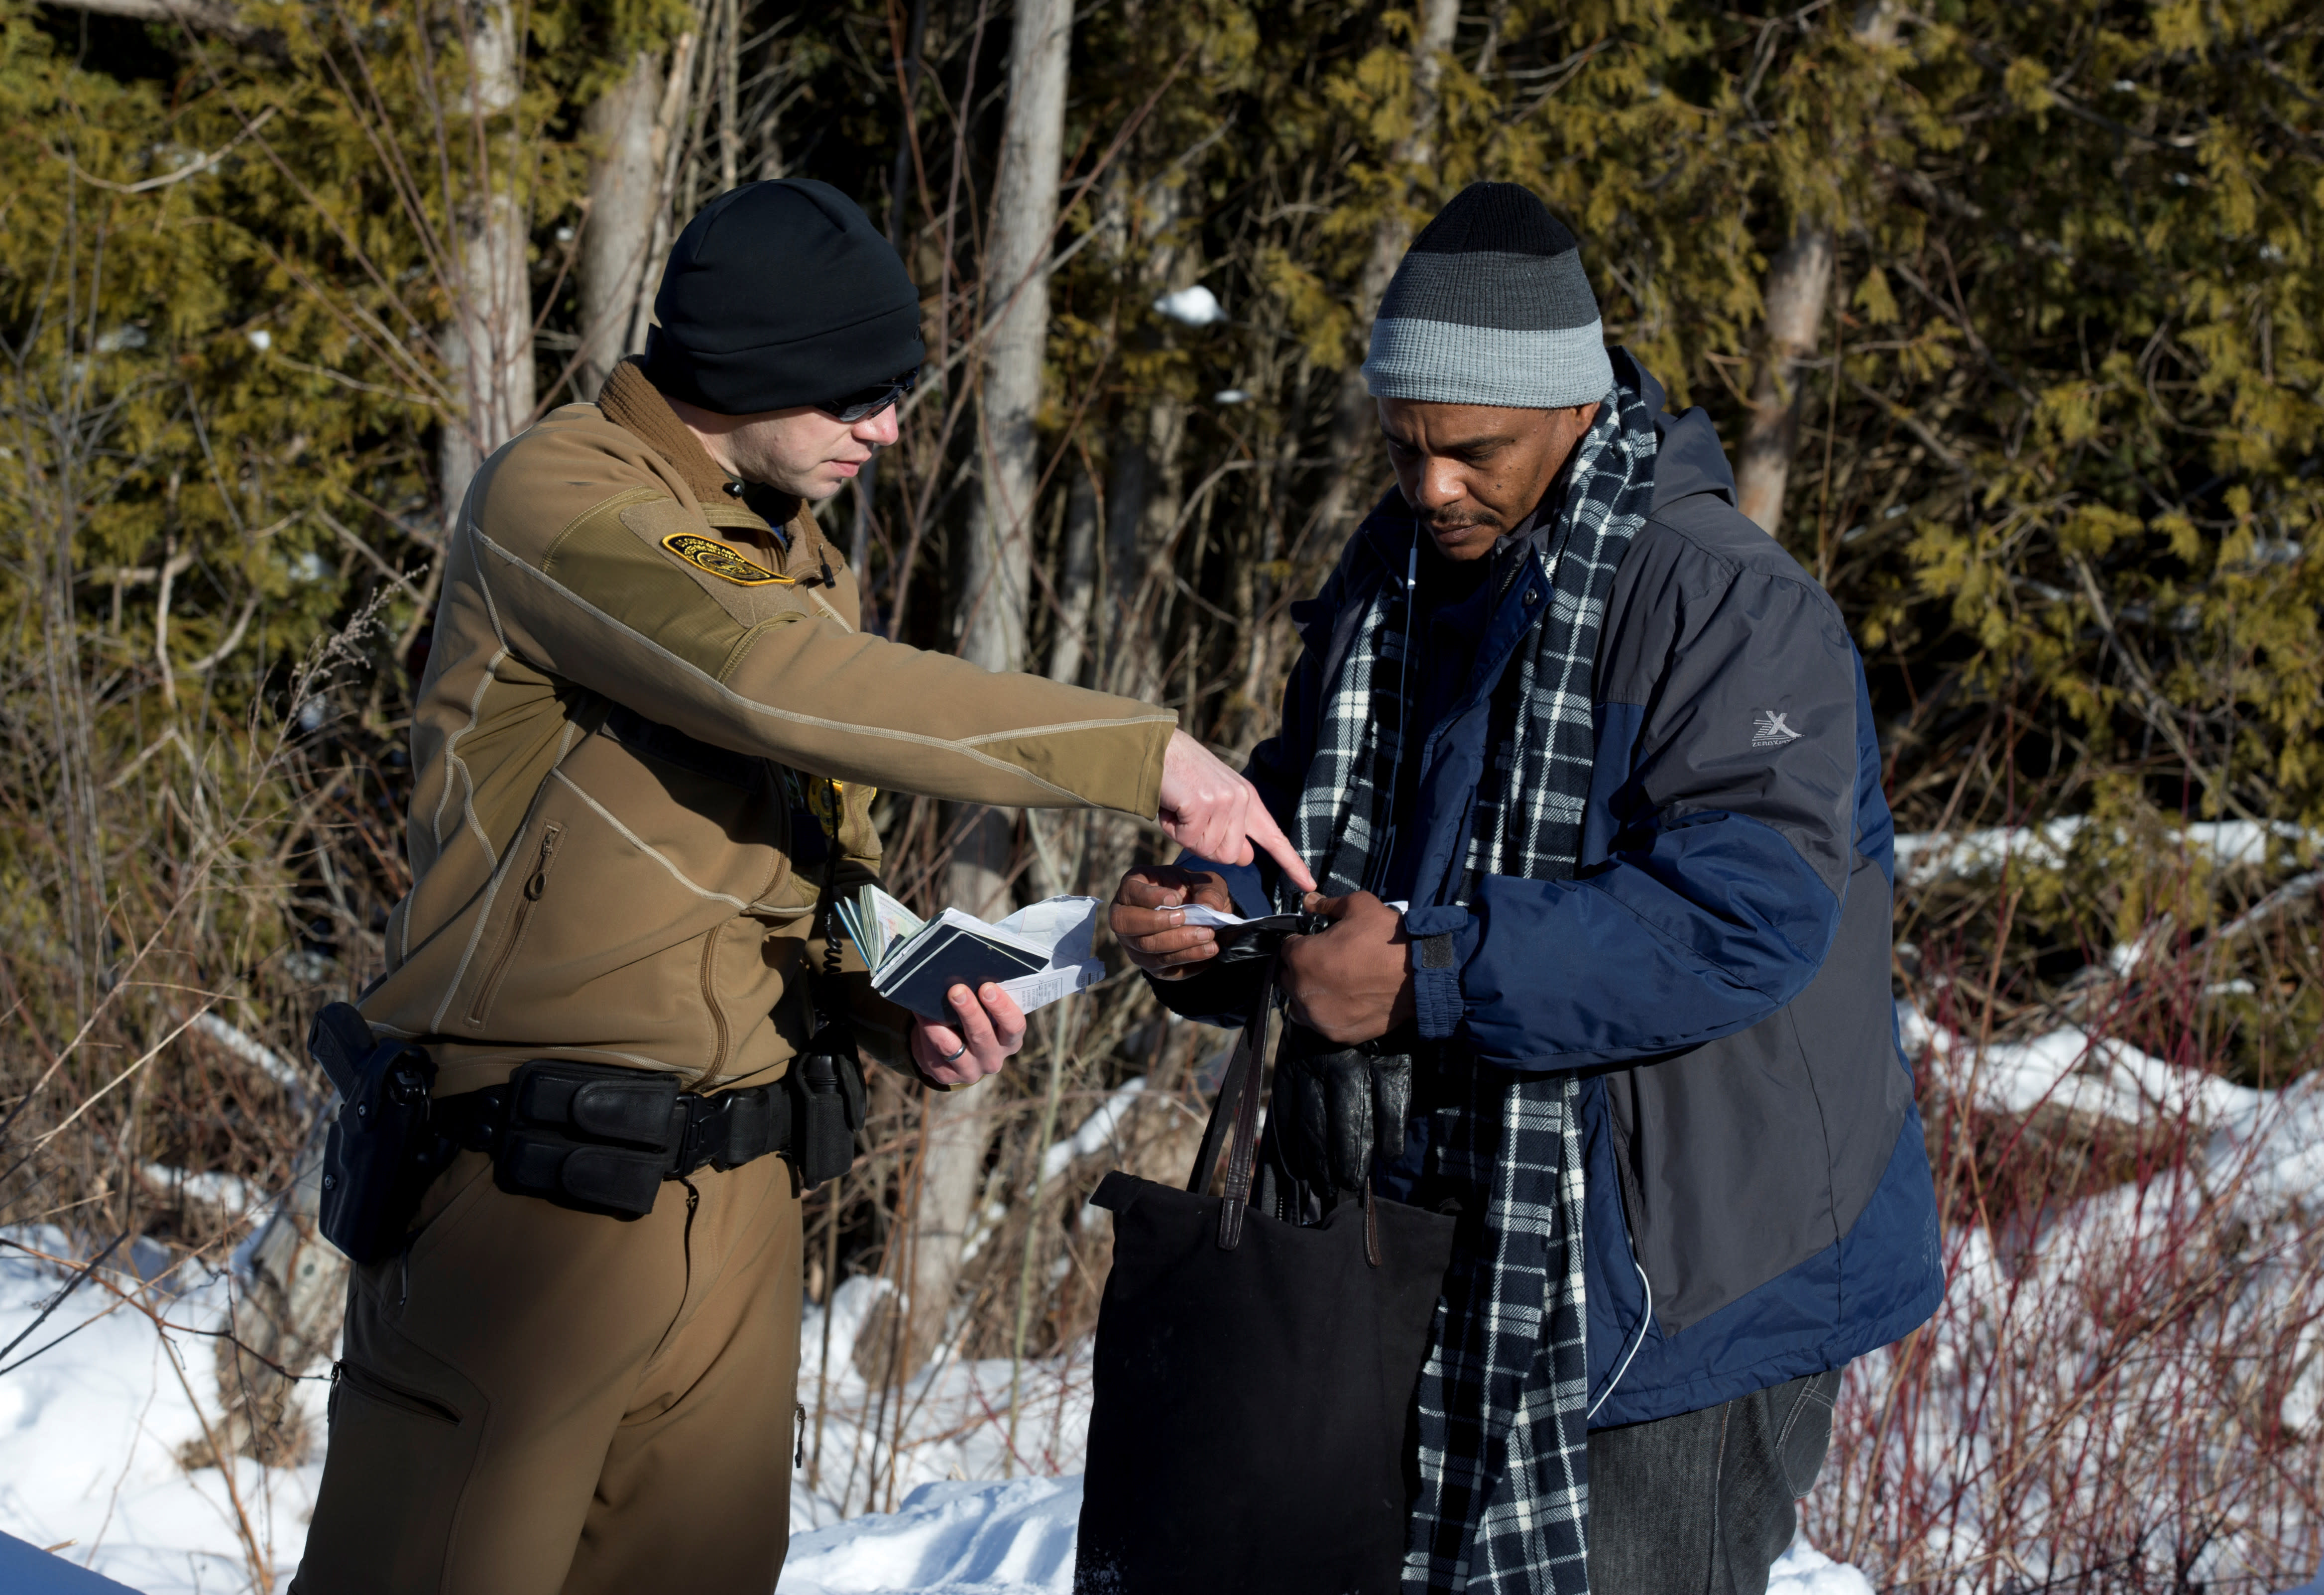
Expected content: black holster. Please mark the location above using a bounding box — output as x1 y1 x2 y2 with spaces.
309 1005 454 1265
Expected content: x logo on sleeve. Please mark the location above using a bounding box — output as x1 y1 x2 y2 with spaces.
1751 710 1800 749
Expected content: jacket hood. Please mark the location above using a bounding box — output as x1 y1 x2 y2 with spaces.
1614 347 1736 513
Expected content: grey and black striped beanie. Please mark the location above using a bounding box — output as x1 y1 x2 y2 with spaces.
1361 183 1614 410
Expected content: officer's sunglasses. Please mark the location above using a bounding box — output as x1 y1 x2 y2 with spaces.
816 368 919 424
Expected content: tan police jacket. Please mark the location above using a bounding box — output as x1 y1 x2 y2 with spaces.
359 360 1175 1097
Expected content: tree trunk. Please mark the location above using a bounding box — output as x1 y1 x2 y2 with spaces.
1102 393 1187 706
715 0 740 191
624 28 702 356
1026 466 1102 901
1099 162 1192 708
1047 460 1100 687
578 49 665 396
902 0 1075 1385
849 0 930 588
1733 225 1836 535
1731 0 1899 537
955 0 1068 685
1302 0 1460 563
438 0 537 528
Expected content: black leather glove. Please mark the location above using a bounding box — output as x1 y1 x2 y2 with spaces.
1271 1024 1412 1198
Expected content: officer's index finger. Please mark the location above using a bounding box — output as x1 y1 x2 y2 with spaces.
1247 801 1316 892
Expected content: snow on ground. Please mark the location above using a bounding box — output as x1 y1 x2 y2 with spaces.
27 994 2322 1594
782 1477 1081 1595
788 1276 1096 1531
1769 1539 1877 1595
1834 1001 2324 1590
1889 817 2310 883
0 1218 1883 1595
786 1475 1870 1595
0 1233 325 1594
1899 996 2324 1220
1900 1001 2271 1129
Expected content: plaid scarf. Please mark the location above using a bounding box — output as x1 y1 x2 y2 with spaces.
1284 377 1657 1595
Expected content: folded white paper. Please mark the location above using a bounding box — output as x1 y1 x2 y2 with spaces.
982 895 1108 1013
1176 900 1403 928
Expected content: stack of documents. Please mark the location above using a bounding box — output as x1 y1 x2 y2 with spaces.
835 886 1108 1019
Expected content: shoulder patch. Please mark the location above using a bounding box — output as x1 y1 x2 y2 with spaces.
661 531 793 586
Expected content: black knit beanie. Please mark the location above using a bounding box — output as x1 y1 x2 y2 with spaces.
1362 182 1612 409
642 180 925 416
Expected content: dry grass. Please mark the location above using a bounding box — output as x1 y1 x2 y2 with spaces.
1809 918 2324 1593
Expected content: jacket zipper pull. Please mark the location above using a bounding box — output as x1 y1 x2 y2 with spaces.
525 828 563 901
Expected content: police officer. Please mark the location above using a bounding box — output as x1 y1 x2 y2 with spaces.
290 179 1310 1595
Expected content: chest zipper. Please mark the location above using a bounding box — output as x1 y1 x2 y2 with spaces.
467 822 565 1025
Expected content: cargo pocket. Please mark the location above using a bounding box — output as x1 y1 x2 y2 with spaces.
332 1359 464 1425
301 1335 489 1595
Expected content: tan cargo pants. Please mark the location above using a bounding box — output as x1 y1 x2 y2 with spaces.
291 1147 802 1595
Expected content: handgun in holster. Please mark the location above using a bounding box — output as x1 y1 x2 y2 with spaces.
307 1005 450 1265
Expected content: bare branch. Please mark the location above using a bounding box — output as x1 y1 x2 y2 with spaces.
40 0 251 39
44 106 277 193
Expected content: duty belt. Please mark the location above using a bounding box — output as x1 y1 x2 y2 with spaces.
308 998 867 1259
433 1053 859 1221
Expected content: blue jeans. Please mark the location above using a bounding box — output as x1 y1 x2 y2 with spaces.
1586 1369 1844 1595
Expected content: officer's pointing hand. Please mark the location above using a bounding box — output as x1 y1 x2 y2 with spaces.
1157 731 1317 893
911 982 1026 1087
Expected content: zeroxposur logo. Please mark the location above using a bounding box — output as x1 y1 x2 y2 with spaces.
1751 710 1800 749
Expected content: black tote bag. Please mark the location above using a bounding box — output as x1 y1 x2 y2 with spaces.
1074 969 1457 1595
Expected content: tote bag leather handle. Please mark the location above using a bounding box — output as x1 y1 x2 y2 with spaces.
1183 955 1279 1251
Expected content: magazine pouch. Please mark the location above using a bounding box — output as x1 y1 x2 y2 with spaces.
491 1061 685 1220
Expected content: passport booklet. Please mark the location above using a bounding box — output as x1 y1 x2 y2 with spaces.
835 887 1107 1019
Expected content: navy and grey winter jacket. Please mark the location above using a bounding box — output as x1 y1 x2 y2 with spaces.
1155 352 1945 1427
